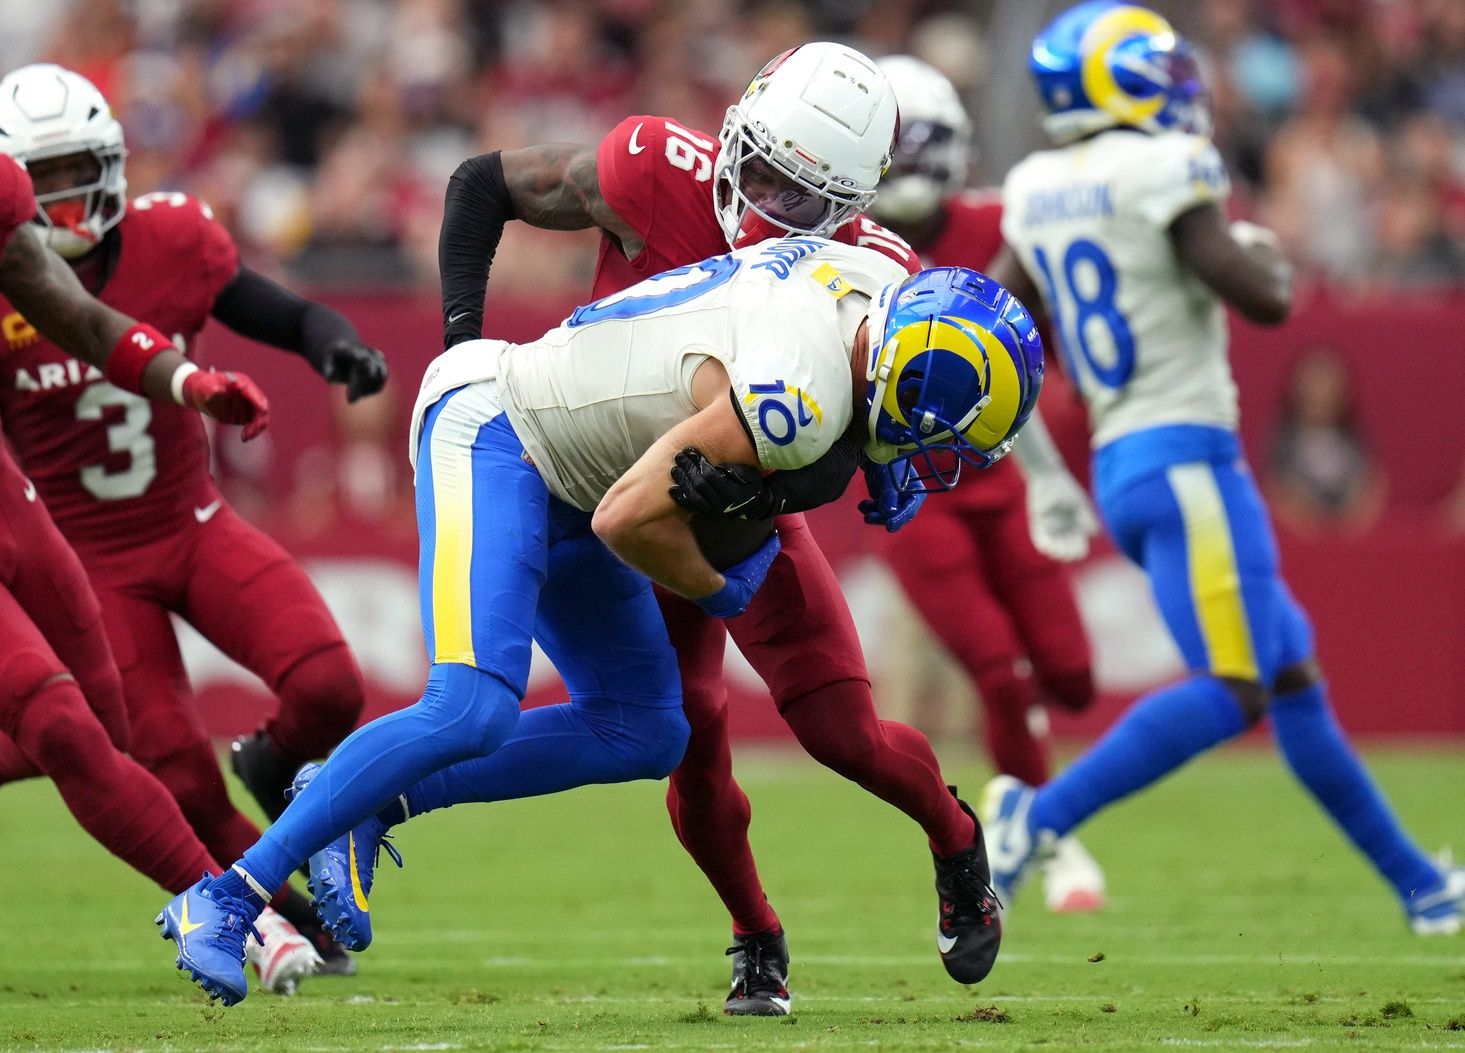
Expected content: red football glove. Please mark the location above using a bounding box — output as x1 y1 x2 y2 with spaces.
182 369 270 441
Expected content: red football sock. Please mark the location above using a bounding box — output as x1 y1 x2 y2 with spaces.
666 707 782 937
779 678 976 858
146 740 265 864
13 679 218 892
974 665 1051 785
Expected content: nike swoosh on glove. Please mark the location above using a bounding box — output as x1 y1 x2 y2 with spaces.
183 369 271 441
695 531 781 619
668 447 776 520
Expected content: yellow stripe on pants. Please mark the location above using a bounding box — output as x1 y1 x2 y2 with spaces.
429 416 478 666
1165 462 1258 681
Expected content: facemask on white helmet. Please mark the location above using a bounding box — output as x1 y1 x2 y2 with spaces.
713 43 898 248
871 55 973 227
0 64 127 259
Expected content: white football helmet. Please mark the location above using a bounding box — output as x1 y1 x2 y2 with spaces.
0 64 127 258
714 42 898 248
871 55 972 226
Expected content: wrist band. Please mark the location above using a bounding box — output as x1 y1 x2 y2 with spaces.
169 362 200 406
104 323 173 395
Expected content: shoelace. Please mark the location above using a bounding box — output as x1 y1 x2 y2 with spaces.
940 853 1003 920
204 889 264 961
373 833 404 871
725 935 783 993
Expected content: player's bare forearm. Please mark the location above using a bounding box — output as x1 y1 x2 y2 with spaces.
0 224 130 365
1 225 200 403
501 145 637 241
594 392 760 599
1170 203 1291 324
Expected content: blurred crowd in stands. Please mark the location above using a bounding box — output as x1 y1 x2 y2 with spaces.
3 0 1462 293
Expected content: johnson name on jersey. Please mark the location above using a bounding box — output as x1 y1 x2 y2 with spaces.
413 239 908 512
1000 130 1236 448
0 192 238 547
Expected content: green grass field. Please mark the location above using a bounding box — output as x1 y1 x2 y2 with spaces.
1 744 1462 1052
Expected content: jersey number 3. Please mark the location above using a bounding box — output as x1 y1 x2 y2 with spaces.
1033 239 1135 390
76 384 156 500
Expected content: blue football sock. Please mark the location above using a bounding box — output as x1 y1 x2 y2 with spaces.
404 696 689 815
1269 681 1439 900
238 663 519 893
1030 676 1247 838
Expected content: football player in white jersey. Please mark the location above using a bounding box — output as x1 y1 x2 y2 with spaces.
155 238 1045 1005
980 0 1463 935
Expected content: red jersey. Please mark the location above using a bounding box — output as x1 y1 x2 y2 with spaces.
908 189 1025 510
0 192 239 551
593 115 919 298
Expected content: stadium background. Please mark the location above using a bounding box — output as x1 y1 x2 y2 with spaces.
5 0 1465 740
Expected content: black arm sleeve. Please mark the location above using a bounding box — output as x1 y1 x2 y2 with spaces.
210 266 361 372
439 151 517 348
764 437 862 515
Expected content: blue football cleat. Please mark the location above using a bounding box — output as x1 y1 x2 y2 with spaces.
979 775 1054 907
1407 865 1464 936
156 874 262 1006
290 763 404 952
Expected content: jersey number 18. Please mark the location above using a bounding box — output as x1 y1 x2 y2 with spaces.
1033 238 1135 391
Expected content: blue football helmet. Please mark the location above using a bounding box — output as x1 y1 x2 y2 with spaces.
1030 1 1209 144
863 267 1044 495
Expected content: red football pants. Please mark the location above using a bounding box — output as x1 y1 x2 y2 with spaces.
0 463 217 892
78 503 365 864
884 481 1094 784
662 513 974 936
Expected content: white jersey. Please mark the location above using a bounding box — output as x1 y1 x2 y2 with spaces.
411 238 907 511
1000 129 1237 448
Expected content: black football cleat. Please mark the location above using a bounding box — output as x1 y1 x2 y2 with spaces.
724 928 792 1016
230 730 300 823
932 787 1002 984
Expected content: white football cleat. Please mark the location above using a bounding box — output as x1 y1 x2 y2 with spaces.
1042 835 1107 914
1407 863 1464 937
247 907 323 995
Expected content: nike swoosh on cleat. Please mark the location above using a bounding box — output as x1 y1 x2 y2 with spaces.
936 929 957 954
627 122 646 155
348 834 370 913
194 500 223 523
178 900 205 937
22 479 35 502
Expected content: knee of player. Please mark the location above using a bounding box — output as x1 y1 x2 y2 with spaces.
1271 657 1322 698
0 650 72 733
425 663 521 754
278 642 367 727
627 706 691 781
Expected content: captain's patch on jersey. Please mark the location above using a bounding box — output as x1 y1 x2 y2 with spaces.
811 262 851 298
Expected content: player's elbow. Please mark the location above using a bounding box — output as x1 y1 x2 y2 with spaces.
591 489 639 550
1236 288 1291 326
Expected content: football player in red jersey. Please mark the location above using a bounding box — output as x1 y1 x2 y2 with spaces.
436 43 999 1013
0 64 385 970
863 55 1106 914
0 150 319 994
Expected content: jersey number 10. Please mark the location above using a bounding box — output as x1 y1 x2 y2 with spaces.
1033 238 1135 391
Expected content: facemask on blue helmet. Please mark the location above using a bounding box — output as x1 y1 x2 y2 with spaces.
863 267 1044 496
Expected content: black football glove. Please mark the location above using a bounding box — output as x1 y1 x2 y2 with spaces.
668 447 777 520
313 339 388 402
